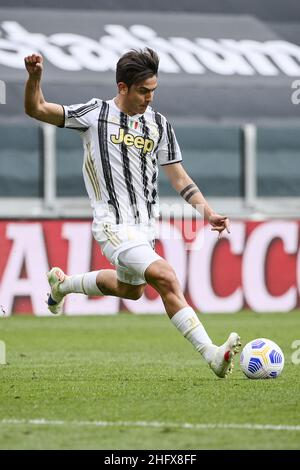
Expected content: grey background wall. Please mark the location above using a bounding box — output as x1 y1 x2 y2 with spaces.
1 1 300 202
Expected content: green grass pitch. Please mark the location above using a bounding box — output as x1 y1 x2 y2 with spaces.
0 311 300 450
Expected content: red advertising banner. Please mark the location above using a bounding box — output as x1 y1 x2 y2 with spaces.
0 219 299 315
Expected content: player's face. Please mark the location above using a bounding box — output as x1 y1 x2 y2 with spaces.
124 75 158 115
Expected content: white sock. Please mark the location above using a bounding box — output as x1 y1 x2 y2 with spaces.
59 271 103 296
171 307 217 364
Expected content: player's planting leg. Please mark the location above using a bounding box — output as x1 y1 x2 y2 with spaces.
57 268 145 299
145 259 241 378
47 267 104 315
47 266 145 314
47 267 68 315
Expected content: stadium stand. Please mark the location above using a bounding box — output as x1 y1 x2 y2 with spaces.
1 0 300 216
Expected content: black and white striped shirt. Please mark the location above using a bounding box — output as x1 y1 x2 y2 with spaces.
61 98 182 225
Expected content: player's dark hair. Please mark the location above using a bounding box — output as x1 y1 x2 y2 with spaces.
116 48 159 88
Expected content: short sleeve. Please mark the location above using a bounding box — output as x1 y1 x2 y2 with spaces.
60 98 101 131
157 119 182 166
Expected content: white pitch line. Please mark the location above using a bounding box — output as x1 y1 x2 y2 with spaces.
1 419 300 432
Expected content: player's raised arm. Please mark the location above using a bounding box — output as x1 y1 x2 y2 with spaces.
24 54 64 127
162 161 230 237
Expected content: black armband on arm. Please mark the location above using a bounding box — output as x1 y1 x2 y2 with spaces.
180 183 200 202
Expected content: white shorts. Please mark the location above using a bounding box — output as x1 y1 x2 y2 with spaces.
92 222 162 285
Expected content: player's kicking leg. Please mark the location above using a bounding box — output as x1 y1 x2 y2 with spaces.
47 248 241 378
209 332 241 378
144 259 241 379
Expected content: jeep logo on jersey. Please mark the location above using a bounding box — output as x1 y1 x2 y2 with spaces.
110 129 154 155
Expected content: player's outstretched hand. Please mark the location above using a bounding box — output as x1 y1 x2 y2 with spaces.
24 54 43 80
209 213 230 239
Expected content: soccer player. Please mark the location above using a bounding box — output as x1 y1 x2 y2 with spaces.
24 49 241 378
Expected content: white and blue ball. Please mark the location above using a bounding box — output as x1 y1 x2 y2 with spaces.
240 338 284 379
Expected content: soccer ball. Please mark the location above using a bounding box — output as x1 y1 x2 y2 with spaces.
240 338 284 379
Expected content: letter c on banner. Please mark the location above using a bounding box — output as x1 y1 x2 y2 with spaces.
243 221 298 312
189 221 245 313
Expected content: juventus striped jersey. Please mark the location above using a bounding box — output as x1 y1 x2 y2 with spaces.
61 98 182 225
